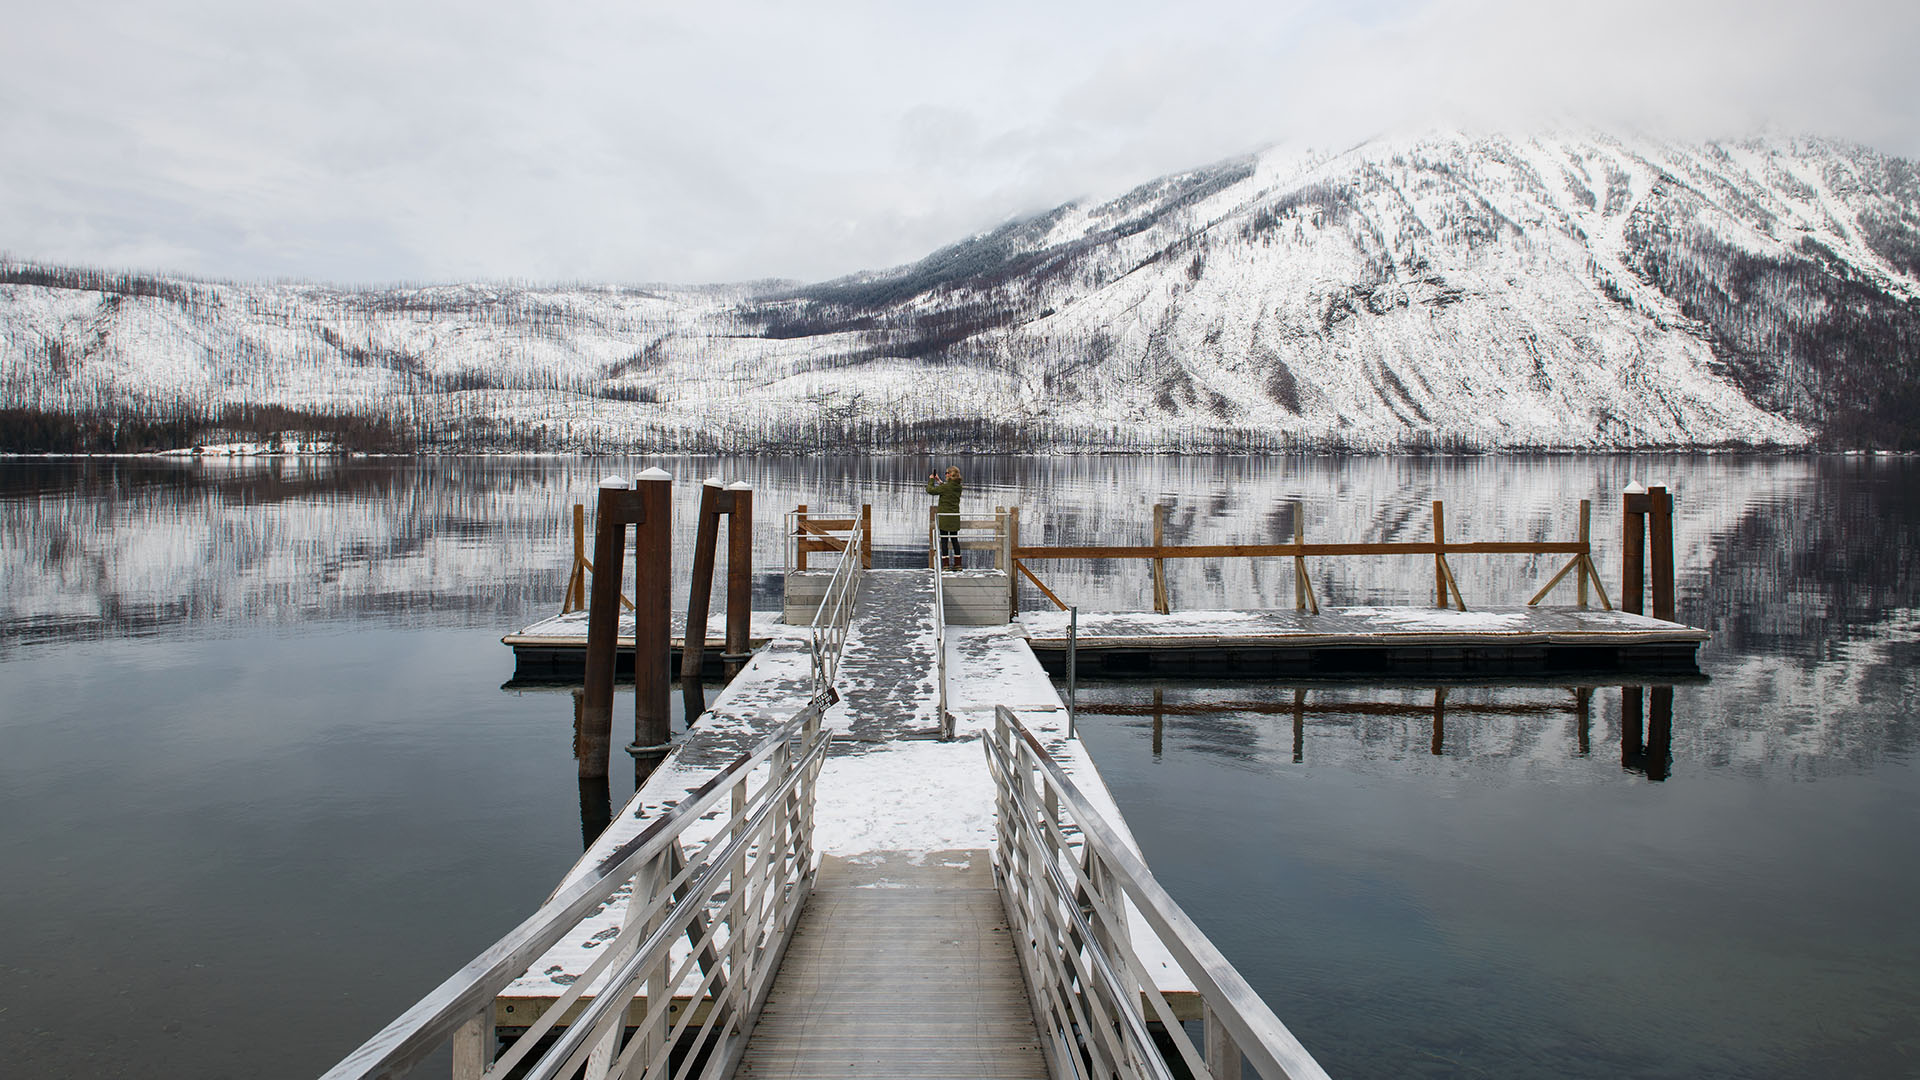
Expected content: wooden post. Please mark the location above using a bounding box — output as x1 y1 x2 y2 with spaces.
581 477 644 781
860 503 872 569
1203 1001 1242 1080
1577 500 1591 609
1292 501 1318 615
1622 485 1648 616
1151 502 1170 614
1431 687 1446 756
1007 506 1021 619
681 480 723 681
565 502 587 612
795 503 809 572
724 483 754 676
1432 500 1447 608
452 1009 494 1080
1649 485 1675 622
630 469 673 764
994 506 1006 571
1292 503 1304 612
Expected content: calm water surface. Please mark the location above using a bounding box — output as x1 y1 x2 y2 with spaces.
1 455 1914 1078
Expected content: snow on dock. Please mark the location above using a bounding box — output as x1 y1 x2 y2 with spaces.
1019 605 1709 675
498 570 1196 1039
502 609 800 682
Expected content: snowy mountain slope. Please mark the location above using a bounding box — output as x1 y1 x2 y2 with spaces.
3 131 1917 451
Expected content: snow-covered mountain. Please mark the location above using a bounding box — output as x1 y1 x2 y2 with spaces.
4 130 1917 452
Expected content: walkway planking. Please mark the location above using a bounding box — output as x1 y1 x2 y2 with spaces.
735 852 1047 1080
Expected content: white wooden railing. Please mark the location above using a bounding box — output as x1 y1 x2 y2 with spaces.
320 701 833 1080
984 706 1333 1080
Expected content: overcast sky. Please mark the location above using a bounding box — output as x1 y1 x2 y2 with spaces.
2 0 1916 286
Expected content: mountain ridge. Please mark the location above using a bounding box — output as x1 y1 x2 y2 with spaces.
4 129 1917 452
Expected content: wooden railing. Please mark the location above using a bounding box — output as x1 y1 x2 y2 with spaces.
789 503 871 571
560 500 635 615
319 702 832 1080
985 706 1332 1080
1012 499 1611 615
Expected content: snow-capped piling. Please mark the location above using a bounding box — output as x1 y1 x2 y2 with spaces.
683 478 756 686
579 469 673 781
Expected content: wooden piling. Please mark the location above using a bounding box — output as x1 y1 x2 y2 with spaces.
1649 486 1675 623
725 483 754 675
1431 687 1446 756
581 478 646 780
1007 506 1022 618
631 469 673 761
1622 489 1648 616
682 480 723 682
1433 501 1448 608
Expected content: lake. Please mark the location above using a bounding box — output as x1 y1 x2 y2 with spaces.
1 454 1914 1078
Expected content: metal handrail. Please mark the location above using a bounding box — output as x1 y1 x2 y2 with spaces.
320 701 833 1080
984 706 1333 1080
808 514 864 693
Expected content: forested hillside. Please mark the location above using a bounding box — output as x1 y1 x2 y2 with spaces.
4 131 1917 453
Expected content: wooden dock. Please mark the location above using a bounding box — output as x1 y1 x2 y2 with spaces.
502 610 797 682
1019 605 1709 675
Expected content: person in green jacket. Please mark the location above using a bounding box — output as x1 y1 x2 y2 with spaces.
927 465 963 570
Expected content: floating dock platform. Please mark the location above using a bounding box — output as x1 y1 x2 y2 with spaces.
1020 605 1709 676
506 603 1707 683
502 610 797 683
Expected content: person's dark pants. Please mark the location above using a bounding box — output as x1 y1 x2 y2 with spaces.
938 528 960 569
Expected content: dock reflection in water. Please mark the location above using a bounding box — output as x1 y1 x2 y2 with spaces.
521 674 722 853
1077 678 1685 780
